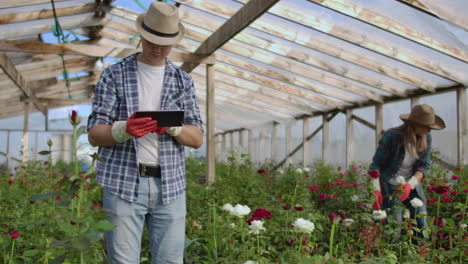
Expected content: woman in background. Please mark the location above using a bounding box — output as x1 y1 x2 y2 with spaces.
369 104 445 240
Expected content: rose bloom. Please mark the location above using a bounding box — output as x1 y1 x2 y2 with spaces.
308 185 319 192
368 170 380 179
252 208 272 219
230 204 251 217
292 218 315 234
296 168 303 174
222 203 234 212
343 218 354 227
410 198 424 208
248 220 265 235
243 261 258 264
294 206 304 211
452 175 460 180
328 212 340 224
10 231 19 240
282 204 292 210
432 185 450 195
372 210 387 220
257 169 266 175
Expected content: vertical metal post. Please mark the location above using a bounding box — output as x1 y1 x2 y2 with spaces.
206 64 216 184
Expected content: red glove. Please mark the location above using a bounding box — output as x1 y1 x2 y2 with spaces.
126 112 157 138
398 183 412 201
154 125 169 135
372 190 383 210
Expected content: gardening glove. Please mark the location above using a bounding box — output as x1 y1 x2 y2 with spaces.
407 176 420 189
154 125 169 135
398 183 412 202
165 126 183 137
111 112 156 142
372 190 383 210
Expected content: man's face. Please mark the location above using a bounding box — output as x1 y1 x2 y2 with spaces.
141 38 173 61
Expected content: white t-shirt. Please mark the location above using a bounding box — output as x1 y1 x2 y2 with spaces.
136 61 165 166
389 146 417 185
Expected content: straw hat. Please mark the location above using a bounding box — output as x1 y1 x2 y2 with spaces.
400 104 445 130
135 2 185 45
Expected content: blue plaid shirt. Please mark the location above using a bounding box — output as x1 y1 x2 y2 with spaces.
87 53 203 205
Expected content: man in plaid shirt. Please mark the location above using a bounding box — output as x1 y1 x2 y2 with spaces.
87 2 203 263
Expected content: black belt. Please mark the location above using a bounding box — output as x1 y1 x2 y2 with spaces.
138 164 161 178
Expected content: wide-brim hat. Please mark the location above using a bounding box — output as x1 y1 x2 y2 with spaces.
400 104 445 130
135 2 185 46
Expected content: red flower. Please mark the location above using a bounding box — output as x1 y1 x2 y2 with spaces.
464 189 468 193
308 185 319 192
432 185 450 195
456 167 462 171
294 206 304 211
29 201 36 205
352 183 359 188
70 221 77 225
252 208 272 219
285 237 295 246
338 212 348 220
452 175 460 180
358 202 364 207
54 196 62 201
427 199 437 204
7 180 13 185
44 161 49 165
318 193 329 201
441 196 454 203
10 231 19 240
368 170 380 179
257 169 267 175
456 213 468 217
69 110 80 125
328 212 339 224
282 204 291 210
332 194 338 200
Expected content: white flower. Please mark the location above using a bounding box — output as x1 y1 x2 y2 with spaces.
288 159 294 165
403 209 410 219
460 223 467 229
293 218 315 234
296 168 303 174
395 176 406 185
222 203 234 212
277 169 284 174
229 223 236 228
243 261 258 264
351 195 359 202
248 220 265 235
410 198 424 208
343 218 354 227
230 204 251 217
304 167 310 173
372 210 387 220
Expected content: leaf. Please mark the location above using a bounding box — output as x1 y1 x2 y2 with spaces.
94 220 115 231
38 150 52 155
23 249 39 257
90 152 104 163
29 191 60 201
77 126 87 138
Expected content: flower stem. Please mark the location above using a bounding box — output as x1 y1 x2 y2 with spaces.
8 240 15 264
257 233 260 258
329 222 336 257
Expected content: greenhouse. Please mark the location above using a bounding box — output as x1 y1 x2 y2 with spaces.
0 0 467 263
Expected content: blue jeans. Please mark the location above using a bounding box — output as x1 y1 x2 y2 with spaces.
384 189 428 241
103 177 186 264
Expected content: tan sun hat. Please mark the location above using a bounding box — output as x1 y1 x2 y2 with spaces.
400 104 445 130
135 2 185 45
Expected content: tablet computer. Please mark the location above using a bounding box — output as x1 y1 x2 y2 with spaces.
135 110 184 127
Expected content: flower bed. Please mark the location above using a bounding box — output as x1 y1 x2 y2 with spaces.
0 151 466 263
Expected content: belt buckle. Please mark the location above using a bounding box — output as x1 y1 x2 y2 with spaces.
141 164 149 176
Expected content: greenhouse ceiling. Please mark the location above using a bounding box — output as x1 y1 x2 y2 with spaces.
0 0 467 131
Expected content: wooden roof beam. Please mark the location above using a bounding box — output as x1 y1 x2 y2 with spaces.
308 0 467 62
0 52 46 115
0 2 96 24
173 0 441 93
0 40 215 63
0 0 67 9
107 11 408 97
235 0 465 85
180 0 280 73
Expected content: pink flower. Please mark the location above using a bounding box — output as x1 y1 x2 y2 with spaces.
352 183 359 188
464 189 468 193
308 185 319 192
427 199 437 204
358 202 364 207
452 175 460 180
54 196 62 201
328 212 339 224
10 231 19 240
456 167 462 171
368 170 380 179
282 204 291 210
318 193 329 201
257 169 267 175
332 194 338 200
